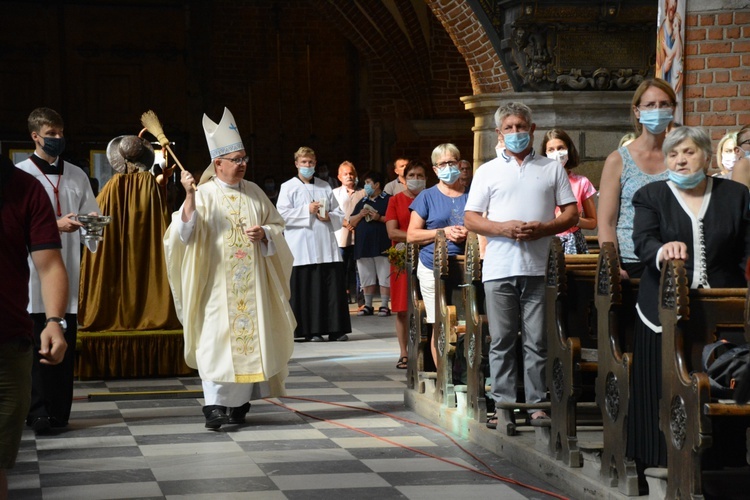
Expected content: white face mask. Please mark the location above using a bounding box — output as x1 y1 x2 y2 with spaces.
406 179 426 193
722 152 738 171
546 149 569 167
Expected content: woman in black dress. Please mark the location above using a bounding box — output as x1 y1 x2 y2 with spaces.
627 126 750 472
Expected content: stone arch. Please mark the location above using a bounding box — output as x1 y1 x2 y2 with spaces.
425 0 512 95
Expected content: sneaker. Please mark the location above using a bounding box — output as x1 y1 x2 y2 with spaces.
357 305 374 316
377 307 391 317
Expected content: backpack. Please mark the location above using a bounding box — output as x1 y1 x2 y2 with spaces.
701 340 750 400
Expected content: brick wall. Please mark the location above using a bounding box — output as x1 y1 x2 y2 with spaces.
427 0 512 94
684 8 750 143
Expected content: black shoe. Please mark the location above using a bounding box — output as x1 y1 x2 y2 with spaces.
49 417 68 429
310 335 324 342
203 406 229 430
31 416 52 434
228 402 251 424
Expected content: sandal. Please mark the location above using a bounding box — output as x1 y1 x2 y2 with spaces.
357 305 374 316
396 356 408 369
486 415 498 429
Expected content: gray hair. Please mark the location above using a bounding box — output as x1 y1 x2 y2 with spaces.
662 126 712 166
431 143 461 166
494 102 532 129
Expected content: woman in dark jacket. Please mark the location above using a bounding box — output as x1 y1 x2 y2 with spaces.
627 126 750 470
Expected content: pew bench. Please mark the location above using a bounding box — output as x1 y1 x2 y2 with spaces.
406 242 431 392
463 232 491 422
594 242 640 495
545 239 600 466
658 259 750 499
433 230 467 408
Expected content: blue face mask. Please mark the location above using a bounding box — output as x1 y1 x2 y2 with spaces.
503 132 530 153
299 167 315 179
639 109 673 135
437 165 461 184
364 183 375 196
744 149 750 159
668 169 706 190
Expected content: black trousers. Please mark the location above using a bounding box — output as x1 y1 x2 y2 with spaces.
27 313 77 425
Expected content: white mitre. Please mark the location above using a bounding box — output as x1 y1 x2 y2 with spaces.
199 107 245 184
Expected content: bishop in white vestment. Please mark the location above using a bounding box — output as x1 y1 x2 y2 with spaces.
164 108 295 429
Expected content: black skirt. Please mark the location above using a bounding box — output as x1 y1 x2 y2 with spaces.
626 316 667 467
290 262 351 340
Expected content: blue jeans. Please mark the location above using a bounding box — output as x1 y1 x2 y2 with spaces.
484 276 547 405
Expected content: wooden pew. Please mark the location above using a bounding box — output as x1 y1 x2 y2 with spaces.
463 232 490 422
594 242 640 495
406 242 430 391
585 235 600 254
658 259 750 499
433 229 466 407
545 238 599 466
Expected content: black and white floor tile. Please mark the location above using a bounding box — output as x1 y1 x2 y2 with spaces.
8 314 563 500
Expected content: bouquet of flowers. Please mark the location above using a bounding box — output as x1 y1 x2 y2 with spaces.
384 243 406 278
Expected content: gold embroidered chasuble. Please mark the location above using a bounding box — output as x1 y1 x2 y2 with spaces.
164 180 295 391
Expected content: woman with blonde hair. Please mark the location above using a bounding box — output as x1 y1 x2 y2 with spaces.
715 131 738 178
407 144 468 366
598 78 675 279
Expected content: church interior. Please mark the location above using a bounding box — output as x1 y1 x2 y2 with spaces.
4 0 750 498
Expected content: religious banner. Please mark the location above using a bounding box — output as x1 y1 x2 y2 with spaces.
656 0 686 122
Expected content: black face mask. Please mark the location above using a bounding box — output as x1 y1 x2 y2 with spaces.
41 136 66 158
264 182 275 192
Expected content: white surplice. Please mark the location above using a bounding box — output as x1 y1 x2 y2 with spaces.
163 179 295 403
16 157 99 314
277 177 344 266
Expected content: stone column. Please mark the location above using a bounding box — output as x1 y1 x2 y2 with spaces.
462 91 635 187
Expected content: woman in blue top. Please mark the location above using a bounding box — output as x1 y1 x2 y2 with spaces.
407 143 468 366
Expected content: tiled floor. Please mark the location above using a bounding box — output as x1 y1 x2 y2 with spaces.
9 313 565 499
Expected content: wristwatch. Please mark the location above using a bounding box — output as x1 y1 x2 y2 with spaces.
45 316 68 329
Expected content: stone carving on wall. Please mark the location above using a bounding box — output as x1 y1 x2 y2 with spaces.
472 0 657 92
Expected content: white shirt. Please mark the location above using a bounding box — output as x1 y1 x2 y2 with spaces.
465 150 575 282
277 176 344 266
332 185 365 247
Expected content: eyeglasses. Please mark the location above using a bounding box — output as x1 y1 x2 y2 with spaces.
637 101 676 111
220 155 250 165
434 161 458 169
